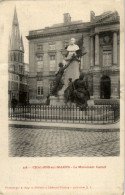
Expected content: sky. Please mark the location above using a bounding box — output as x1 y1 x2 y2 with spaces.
0 0 121 64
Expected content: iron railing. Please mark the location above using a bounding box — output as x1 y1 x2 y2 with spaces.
8 104 120 124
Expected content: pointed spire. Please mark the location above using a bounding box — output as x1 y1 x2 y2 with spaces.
20 35 24 52
10 7 21 51
13 7 19 26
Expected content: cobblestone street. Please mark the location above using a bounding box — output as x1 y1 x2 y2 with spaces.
9 127 120 157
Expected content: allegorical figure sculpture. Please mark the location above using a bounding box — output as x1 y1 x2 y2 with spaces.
52 61 72 96
64 73 90 109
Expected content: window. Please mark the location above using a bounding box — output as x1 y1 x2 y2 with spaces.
36 56 43 72
49 81 54 95
18 53 20 62
11 54 13 61
21 66 23 74
49 44 55 50
103 51 112 66
37 44 43 51
14 53 16 61
19 53 21 62
37 81 43 96
16 53 18 62
15 65 18 73
21 53 23 62
50 55 56 71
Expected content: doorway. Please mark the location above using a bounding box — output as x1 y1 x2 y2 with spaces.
100 76 111 99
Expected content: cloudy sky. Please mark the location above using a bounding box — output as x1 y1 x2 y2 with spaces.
0 0 121 64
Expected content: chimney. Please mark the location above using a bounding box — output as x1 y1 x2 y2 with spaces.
90 11 95 22
63 13 71 23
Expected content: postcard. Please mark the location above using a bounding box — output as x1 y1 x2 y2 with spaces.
0 0 124 194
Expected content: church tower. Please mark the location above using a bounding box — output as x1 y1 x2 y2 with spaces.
8 8 28 104
9 7 24 64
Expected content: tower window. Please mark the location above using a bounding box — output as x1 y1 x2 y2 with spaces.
16 53 18 61
14 53 16 61
18 53 20 62
21 53 23 62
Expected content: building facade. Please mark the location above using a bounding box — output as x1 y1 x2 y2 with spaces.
27 11 120 104
8 8 29 105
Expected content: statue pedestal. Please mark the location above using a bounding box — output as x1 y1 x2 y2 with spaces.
58 59 80 96
50 59 80 105
64 59 80 88
87 99 94 106
50 95 65 106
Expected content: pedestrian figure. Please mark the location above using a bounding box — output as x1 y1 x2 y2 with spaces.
46 94 50 105
11 96 18 112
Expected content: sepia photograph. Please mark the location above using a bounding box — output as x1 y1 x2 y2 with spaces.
7 1 121 157
0 1 124 194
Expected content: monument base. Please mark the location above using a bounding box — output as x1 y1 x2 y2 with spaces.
50 95 66 106
50 96 94 107
87 99 94 106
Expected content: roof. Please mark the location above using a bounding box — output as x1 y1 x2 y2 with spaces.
26 11 120 40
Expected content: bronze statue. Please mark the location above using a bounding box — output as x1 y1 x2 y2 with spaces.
52 61 72 96
64 78 74 103
64 73 90 109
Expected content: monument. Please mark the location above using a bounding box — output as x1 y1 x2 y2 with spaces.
50 37 90 108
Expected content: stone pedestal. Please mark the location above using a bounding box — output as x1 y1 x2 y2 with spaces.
64 59 80 86
87 99 94 106
50 95 65 105
50 59 80 105
59 59 80 95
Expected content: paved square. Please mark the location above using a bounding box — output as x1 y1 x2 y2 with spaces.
9 127 120 157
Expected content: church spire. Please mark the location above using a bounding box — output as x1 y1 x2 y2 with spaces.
10 7 21 51
13 7 19 26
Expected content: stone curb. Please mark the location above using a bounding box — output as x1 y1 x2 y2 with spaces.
9 120 120 132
